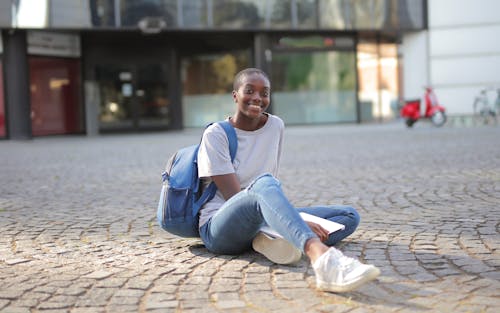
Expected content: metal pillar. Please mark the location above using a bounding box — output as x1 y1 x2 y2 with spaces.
3 30 32 139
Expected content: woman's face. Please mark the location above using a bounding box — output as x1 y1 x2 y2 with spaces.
232 73 271 119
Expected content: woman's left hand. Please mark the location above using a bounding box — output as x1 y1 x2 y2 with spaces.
306 222 329 242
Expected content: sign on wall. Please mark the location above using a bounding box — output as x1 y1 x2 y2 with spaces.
27 31 80 58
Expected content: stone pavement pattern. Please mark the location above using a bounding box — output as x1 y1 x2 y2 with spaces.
0 123 499 313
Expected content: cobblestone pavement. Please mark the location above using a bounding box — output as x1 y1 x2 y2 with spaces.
0 122 499 313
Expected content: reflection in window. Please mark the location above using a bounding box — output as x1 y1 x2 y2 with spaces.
7 0 426 31
15 0 49 28
318 0 349 29
212 0 261 28
296 0 317 29
357 42 399 121
182 51 250 127
383 0 422 29
181 0 208 27
317 0 423 30
319 0 385 30
121 0 177 27
276 36 353 50
210 0 295 29
352 0 385 29
90 0 116 27
272 50 357 124
137 64 170 127
96 66 134 126
50 0 91 27
266 0 292 29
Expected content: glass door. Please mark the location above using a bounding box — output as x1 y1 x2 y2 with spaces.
272 50 357 124
271 35 357 125
96 63 170 130
137 64 169 127
357 42 400 122
96 65 135 129
181 51 250 127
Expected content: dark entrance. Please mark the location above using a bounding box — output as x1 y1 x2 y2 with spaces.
83 32 175 132
95 63 170 131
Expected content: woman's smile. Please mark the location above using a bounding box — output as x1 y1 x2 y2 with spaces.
248 103 263 113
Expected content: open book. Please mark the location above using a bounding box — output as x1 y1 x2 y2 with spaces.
259 212 345 239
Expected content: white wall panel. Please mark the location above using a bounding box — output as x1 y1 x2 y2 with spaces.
402 32 429 99
433 86 485 115
429 0 500 27
431 55 500 86
403 0 500 116
430 25 500 56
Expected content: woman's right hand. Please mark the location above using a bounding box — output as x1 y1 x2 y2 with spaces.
306 221 329 242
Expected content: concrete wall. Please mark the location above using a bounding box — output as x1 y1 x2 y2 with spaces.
403 0 500 115
401 31 429 100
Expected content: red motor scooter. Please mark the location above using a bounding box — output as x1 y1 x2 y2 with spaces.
400 86 447 127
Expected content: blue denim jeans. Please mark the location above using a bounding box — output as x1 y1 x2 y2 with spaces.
199 174 360 255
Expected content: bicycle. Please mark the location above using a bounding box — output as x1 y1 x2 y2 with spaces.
473 87 499 125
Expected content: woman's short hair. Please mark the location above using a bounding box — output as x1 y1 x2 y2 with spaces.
233 68 270 91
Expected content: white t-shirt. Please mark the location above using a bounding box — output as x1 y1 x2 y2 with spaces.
197 114 284 227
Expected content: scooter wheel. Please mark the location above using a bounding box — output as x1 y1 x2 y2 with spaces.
431 111 446 127
405 119 416 127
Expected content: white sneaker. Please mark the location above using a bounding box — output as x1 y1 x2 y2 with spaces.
252 232 302 265
312 247 380 292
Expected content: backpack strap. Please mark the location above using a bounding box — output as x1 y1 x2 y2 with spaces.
193 120 238 218
218 120 238 162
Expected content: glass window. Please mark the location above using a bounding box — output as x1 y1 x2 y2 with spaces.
96 65 135 128
398 0 425 29
50 0 92 28
296 0 317 29
0 60 5 137
272 50 357 124
318 0 350 29
182 51 250 127
212 0 262 28
351 0 385 29
318 0 386 29
137 64 170 127
89 0 116 27
211 0 294 29
266 0 292 29
317 0 410 30
95 63 170 130
121 0 177 27
357 42 399 122
181 0 208 28
276 36 354 50
29 57 83 136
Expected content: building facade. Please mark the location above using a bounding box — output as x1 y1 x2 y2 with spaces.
0 0 426 139
402 0 500 120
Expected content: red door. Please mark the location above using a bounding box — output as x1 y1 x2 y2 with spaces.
29 57 82 136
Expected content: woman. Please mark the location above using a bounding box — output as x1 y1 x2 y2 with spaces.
197 68 379 293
